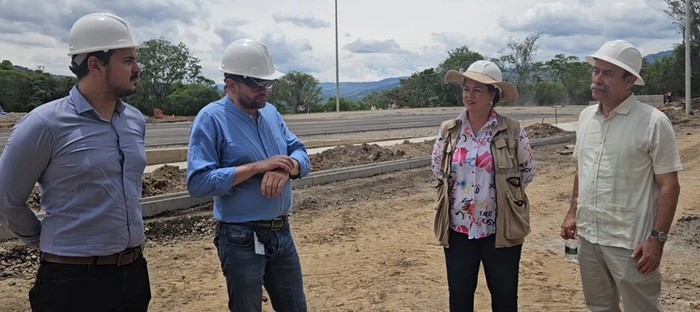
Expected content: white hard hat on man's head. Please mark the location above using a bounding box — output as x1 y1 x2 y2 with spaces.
219 39 285 81
586 39 645 86
67 13 146 64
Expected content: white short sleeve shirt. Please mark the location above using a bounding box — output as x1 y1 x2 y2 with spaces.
574 94 682 250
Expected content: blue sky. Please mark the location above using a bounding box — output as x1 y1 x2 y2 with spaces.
0 0 682 82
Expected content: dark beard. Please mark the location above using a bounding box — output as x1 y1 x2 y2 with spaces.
238 94 266 110
106 68 138 98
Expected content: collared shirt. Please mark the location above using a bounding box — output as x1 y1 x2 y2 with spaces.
574 94 682 250
431 109 536 238
0 86 147 256
186 96 311 223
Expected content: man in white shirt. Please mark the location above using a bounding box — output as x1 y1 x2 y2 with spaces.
560 40 682 312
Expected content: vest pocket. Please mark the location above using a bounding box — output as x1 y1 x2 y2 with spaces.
504 191 531 240
494 138 517 169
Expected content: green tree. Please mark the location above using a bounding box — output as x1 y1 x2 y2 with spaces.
534 80 567 105
666 42 700 97
358 88 399 110
664 0 700 42
545 54 591 105
397 68 443 107
321 97 358 111
493 33 543 103
0 60 13 70
267 71 322 113
165 83 221 116
130 37 213 114
0 70 33 112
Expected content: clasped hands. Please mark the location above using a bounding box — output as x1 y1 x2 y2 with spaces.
257 155 297 198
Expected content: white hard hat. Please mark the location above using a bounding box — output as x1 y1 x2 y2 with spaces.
219 39 285 81
67 13 145 58
586 40 645 86
444 60 519 103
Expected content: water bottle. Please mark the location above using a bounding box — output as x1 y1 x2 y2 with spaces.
565 239 579 263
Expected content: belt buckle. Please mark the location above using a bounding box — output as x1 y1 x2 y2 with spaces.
271 217 286 231
116 247 140 266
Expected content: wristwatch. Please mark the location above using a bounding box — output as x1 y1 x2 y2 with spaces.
650 230 668 242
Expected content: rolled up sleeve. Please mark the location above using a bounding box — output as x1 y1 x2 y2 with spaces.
186 112 236 198
282 118 310 179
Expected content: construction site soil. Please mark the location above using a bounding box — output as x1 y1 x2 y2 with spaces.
2 108 700 311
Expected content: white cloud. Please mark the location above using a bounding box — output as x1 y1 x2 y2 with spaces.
272 13 330 29
343 38 409 54
0 0 683 83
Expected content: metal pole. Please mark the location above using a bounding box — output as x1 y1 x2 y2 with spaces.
335 0 340 112
686 0 692 115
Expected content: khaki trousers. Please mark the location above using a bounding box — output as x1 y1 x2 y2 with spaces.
579 236 663 312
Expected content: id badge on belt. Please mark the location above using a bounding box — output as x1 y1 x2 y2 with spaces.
253 232 265 255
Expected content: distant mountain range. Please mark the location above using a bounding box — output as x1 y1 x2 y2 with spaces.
318 77 408 102
215 50 674 103
643 50 673 63
216 76 408 102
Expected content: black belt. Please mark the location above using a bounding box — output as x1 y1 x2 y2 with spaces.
224 216 288 231
41 244 144 266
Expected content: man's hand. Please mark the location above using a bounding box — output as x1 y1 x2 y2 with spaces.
560 213 577 240
256 155 294 174
631 237 664 274
260 168 289 198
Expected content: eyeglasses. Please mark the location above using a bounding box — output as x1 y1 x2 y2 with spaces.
236 78 274 92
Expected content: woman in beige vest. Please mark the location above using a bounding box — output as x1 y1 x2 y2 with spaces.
431 60 536 312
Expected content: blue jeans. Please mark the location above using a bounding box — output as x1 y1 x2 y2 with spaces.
444 231 522 312
214 221 307 312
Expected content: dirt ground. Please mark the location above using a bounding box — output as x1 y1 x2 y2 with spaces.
142 165 188 198
3 120 700 311
0 113 25 129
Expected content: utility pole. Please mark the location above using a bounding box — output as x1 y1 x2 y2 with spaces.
686 0 692 115
335 0 340 112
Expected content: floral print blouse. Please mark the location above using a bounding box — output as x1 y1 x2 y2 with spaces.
431 109 536 239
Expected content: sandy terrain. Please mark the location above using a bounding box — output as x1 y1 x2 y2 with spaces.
2 107 699 311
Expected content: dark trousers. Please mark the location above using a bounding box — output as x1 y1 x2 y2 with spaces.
28 255 151 312
444 231 523 312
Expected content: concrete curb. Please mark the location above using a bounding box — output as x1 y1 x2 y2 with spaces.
146 148 188 165
0 134 575 241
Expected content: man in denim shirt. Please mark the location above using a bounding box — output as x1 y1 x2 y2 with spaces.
0 13 151 311
187 39 311 312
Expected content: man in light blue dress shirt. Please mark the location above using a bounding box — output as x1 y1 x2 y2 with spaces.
0 13 151 311
187 39 311 312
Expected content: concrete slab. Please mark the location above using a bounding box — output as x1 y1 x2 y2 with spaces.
554 121 577 132
146 148 188 165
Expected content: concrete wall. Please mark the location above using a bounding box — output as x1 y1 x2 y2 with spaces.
146 148 188 165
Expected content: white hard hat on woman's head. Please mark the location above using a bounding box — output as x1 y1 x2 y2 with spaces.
444 60 519 103
219 39 285 81
586 39 645 86
67 13 146 64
